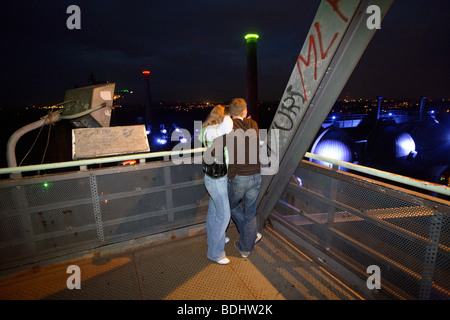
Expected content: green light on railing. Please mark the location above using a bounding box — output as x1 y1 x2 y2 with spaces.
43 182 49 188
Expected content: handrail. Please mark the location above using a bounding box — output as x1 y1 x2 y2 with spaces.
305 152 450 197
1 149 448 197
0 147 206 176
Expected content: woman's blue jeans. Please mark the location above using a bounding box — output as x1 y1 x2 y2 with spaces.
228 173 262 253
204 174 230 261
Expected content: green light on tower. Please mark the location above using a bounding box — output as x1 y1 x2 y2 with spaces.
245 34 259 40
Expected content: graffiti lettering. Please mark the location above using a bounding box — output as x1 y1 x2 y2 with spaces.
273 110 294 131
273 85 304 131
326 0 349 23
296 22 338 103
271 1 350 135
273 22 338 131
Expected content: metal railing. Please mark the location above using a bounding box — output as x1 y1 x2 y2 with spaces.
271 154 450 300
305 152 450 197
0 147 206 177
0 149 208 272
1 149 449 300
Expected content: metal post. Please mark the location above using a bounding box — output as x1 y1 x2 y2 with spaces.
377 96 383 121
419 96 427 122
419 210 443 300
324 164 339 249
163 155 174 223
89 174 105 245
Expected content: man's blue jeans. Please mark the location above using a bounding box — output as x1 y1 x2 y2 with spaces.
228 173 262 253
204 174 230 261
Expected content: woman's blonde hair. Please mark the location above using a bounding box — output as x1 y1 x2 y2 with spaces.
202 104 229 128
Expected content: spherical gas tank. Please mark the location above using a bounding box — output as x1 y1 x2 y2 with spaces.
368 124 416 166
310 128 356 171
410 118 450 165
436 113 450 130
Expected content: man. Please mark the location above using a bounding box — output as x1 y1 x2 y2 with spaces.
226 98 262 258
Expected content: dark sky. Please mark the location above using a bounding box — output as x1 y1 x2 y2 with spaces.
0 0 449 108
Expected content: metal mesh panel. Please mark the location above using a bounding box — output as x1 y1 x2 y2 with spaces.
34 229 99 252
103 214 170 242
99 192 167 221
0 243 30 268
335 178 415 211
273 161 450 300
173 206 208 225
0 161 208 271
172 184 208 208
440 214 450 247
96 166 166 194
29 203 96 234
170 162 204 184
432 249 450 299
0 214 31 242
1 177 92 210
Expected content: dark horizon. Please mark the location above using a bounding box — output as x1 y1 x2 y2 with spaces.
0 1 449 109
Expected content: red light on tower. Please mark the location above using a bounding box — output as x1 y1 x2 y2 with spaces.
142 70 150 75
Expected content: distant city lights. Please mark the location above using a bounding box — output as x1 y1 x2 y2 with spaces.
157 138 167 145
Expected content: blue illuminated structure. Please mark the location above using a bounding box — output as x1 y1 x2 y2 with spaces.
310 128 356 171
367 124 417 171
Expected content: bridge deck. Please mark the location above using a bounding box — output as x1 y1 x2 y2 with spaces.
0 226 365 300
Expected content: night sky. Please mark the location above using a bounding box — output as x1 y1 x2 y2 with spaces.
0 0 449 109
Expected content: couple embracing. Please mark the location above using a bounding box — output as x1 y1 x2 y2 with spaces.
200 98 262 265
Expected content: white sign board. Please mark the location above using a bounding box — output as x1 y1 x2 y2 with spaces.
72 125 150 160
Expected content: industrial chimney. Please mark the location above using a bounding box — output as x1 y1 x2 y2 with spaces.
142 70 153 126
245 34 259 122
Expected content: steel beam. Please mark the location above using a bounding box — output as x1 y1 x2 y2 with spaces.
258 0 394 229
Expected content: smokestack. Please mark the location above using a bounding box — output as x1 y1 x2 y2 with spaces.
377 96 383 121
142 70 153 126
419 96 427 122
245 34 259 122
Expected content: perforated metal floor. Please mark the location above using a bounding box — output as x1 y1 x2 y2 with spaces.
0 226 364 300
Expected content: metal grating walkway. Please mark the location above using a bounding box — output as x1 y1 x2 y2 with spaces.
0 226 365 300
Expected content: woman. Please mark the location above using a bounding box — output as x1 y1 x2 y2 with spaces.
200 105 233 264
